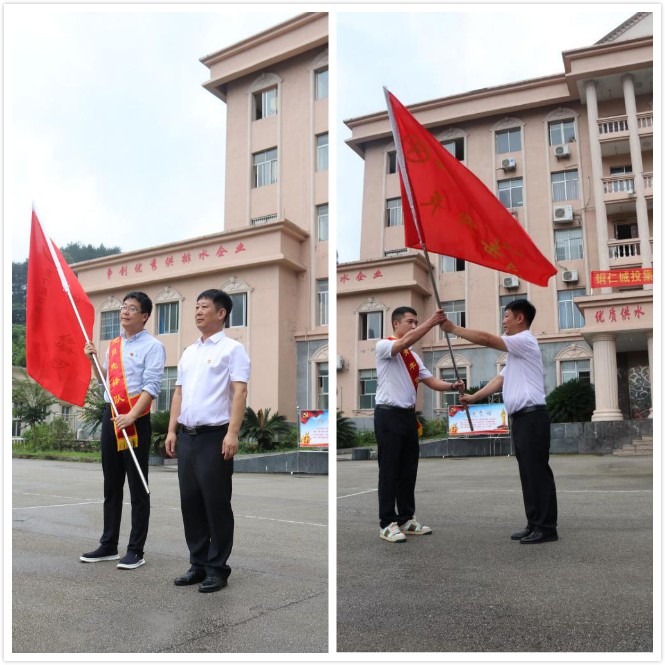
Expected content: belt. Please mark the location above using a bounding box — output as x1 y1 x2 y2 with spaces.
180 424 226 436
375 404 416 414
510 405 547 418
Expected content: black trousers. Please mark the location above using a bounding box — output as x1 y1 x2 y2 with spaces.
99 405 151 555
374 406 419 529
177 426 234 579
512 409 558 533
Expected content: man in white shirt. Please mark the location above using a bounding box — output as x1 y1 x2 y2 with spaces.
165 289 250 592
441 299 558 544
375 306 464 543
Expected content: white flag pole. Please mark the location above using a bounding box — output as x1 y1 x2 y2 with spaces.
33 207 150 494
382 90 474 432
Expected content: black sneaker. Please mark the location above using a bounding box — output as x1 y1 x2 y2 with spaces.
80 546 119 562
117 551 145 569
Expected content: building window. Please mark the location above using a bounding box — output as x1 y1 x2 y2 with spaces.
316 279 328 326
610 165 633 175
317 204 328 241
558 289 585 330
100 310 120 341
441 255 465 272
157 367 178 412
253 148 278 188
561 359 591 384
555 228 584 261
497 178 523 208
549 119 576 146
316 133 328 171
496 128 522 154
12 417 22 438
387 150 397 174
440 367 468 410
360 311 383 340
442 137 464 161
225 293 247 328
254 87 277 120
614 222 638 240
552 170 579 202
441 300 465 339
386 198 403 227
315 67 328 100
499 294 526 331
359 369 378 409
157 302 179 335
317 362 328 409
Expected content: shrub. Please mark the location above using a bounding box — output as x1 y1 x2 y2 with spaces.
150 410 171 456
422 418 447 439
240 407 292 451
336 411 358 449
355 430 376 447
23 417 76 451
546 379 595 423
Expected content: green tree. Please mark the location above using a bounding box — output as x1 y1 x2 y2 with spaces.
150 410 171 456
336 410 357 449
12 325 26 367
59 242 121 264
546 379 596 423
80 386 107 436
12 261 27 324
240 407 292 451
13 380 57 428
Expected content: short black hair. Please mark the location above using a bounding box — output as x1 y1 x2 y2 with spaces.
123 291 152 317
197 289 233 320
505 299 536 327
391 306 417 329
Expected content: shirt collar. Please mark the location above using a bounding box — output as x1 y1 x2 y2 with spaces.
122 328 148 343
198 329 227 345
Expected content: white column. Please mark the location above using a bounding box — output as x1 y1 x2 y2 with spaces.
584 81 611 293
591 333 623 421
647 334 653 419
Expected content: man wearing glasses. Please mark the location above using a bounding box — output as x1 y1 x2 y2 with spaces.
81 291 166 569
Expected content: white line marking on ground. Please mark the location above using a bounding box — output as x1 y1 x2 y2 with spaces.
449 489 651 494
240 515 326 528
337 489 378 499
13 501 103 510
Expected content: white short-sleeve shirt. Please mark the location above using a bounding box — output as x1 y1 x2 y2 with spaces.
500 330 546 415
176 330 251 427
375 339 433 409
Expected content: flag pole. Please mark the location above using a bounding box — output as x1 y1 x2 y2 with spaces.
383 88 474 432
36 209 150 495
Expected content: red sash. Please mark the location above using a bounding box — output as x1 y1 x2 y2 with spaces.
107 337 150 451
387 336 423 437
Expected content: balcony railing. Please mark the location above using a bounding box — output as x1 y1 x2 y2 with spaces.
608 238 641 266
597 112 653 137
643 172 653 192
637 112 653 131
602 175 634 195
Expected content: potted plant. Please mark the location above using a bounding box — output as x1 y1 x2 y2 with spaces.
149 411 170 466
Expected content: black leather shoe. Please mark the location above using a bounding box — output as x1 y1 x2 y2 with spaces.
520 529 558 544
511 526 534 541
174 568 206 586
198 574 227 593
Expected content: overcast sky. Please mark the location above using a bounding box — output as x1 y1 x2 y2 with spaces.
6 5 646 265
336 6 643 262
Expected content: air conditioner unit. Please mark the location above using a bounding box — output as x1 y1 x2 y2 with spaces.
562 270 579 283
501 157 516 171
554 145 571 158
503 276 520 289
336 355 345 371
553 205 574 222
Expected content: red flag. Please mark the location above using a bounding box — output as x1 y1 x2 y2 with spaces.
26 211 94 406
387 91 556 287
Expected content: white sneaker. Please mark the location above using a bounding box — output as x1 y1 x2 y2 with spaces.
379 522 407 543
400 517 432 536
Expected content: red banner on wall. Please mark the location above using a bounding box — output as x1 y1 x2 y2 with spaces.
591 268 653 288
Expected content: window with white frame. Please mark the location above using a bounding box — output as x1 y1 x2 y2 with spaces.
315 67 328 100
225 293 247 328
498 178 523 208
253 148 278 188
441 255 465 272
360 311 383 340
441 300 465 339
254 87 277 120
317 362 329 409
316 133 328 171
549 119 576 145
317 204 328 241
157 367 178 412
316 279 328 326
555 227 584 261
496 128 522 154
386 198 403 227
100 310 120 340
561 359 591 384
387 150 397 174
441 137 465 161
499 294 526 331
552 170 579 202
359 369 378 409
557 289 585 330
439 367 468 410
157 301 179 335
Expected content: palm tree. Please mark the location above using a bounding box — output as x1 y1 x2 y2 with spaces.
240 407 292 451
336 410 357 449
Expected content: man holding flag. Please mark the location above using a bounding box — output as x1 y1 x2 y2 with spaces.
375 306 464 543
80 292 166 569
